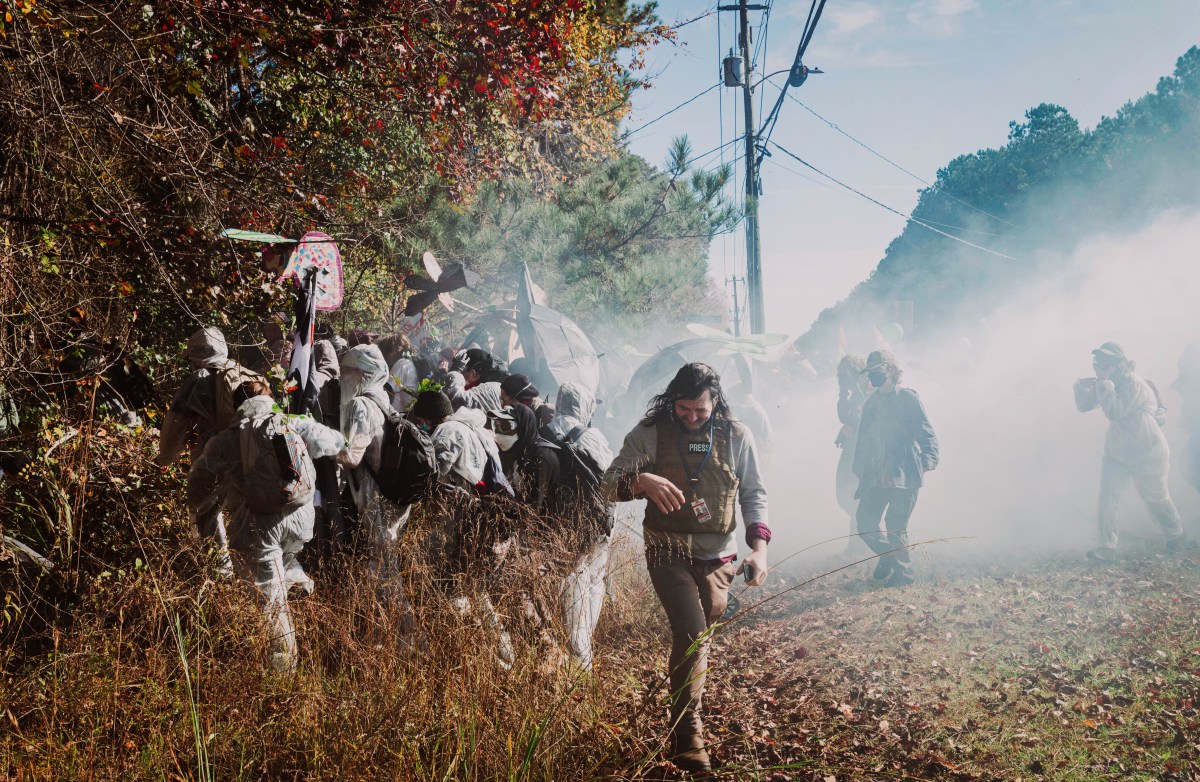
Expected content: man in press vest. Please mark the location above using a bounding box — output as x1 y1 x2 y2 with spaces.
602 362 770 774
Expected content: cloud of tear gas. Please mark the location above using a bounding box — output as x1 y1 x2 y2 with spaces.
758 210 1200 568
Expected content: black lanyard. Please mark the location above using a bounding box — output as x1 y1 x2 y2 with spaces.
676 418 714 499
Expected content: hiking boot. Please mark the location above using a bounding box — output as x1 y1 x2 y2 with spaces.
672 747 711 775
1167 534 1198 554
668 735 711 775
885 568 915 588
1086 547 1116 562
872 557 895 581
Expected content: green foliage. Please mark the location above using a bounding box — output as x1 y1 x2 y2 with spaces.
800 46 1200 351
416 377 443 394
395 140 740 343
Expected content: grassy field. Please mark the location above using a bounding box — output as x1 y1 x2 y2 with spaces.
4 523 1200 780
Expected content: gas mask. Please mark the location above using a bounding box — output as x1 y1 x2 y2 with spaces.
494 433 519 452
867 369 889 388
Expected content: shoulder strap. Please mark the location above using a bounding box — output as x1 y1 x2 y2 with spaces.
566 426 587 445
363 393 401 424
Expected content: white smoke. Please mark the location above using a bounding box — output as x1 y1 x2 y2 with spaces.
762 209 1200 568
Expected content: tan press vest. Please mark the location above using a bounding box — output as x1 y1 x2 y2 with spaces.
642 419 740 536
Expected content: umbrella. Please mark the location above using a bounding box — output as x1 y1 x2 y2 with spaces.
612 338 759 430
281 231 343 311
515 263 600 395
403 251 480 316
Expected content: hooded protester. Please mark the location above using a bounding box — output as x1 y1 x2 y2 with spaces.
187 378 347 672
493 402 565 514
156 327 263 576
852 350 939 587
413 388 518 669
601 363 770 773
338 344 414 625
546 382 614 673
309 339 345 561
156 327 261 465
425 394 506 493
836 355 871 554
444 348 508 412
1074 342 1187 560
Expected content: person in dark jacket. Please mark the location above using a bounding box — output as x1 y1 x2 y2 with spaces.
492 403 565 516
852 350 938 587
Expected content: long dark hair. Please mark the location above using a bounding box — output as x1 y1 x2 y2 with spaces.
640 362 734 427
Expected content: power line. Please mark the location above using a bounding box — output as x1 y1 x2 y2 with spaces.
768 80 1022 231
756 0 826 151
621 82 722 141
763 157 1010 237
767 140 1020 261
755 1 772 127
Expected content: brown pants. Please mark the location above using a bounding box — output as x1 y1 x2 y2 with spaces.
647 557 737 749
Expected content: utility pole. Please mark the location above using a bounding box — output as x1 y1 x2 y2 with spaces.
729 275 744 336
721 1 767 334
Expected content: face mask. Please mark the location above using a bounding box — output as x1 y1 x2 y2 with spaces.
494 433 518 452
868 369 889 388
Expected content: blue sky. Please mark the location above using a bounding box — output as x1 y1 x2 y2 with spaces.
622 0 1200 337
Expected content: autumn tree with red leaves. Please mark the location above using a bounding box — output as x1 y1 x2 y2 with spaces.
0 0 665 396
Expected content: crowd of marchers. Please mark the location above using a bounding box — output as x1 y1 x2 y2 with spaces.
26 321 1200 777
153 326 624 679
142 323 776 774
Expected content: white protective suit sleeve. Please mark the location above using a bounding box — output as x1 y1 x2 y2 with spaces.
444 371 504 412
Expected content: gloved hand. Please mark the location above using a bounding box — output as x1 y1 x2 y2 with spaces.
450 349 469 373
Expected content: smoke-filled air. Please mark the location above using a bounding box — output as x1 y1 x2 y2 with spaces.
3 2 1200 780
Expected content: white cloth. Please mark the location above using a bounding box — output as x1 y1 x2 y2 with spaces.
432 407 499 486
444 371 504 412
388 357 419 414
1076 369 1182 549
562 535 611 671
1075 369 1169 470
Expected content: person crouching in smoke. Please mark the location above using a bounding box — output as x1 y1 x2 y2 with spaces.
602 362 770 774
852 350 939 587
1074 341 1189 561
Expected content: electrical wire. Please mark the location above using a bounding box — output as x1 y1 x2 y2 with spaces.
763 157 1009 237
767 81 1023 231
756 0 826 151
755 0 772 128
621 82 722 141
767 140 1020 261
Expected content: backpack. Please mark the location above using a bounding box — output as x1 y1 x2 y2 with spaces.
365 396 438 506
214 363 268 432
236 413 315 515
480 449 515 498
546 426 610 533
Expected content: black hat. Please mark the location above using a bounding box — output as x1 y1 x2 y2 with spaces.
411 390 453 422
500 373 540 403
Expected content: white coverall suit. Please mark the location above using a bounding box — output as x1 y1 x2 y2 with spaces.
339 345 414 621
546 382 615 672
1075 369 1184 549
188 396 346 671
